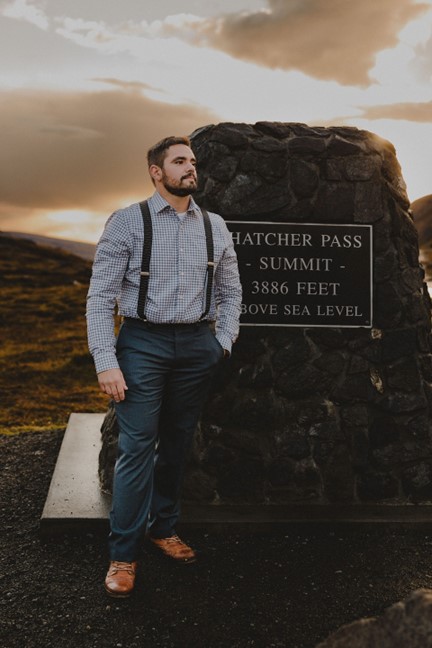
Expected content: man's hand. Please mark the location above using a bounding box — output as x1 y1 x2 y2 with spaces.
97 368 128 402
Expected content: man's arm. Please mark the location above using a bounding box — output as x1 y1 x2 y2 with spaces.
86 211 132 398
213 221 242 354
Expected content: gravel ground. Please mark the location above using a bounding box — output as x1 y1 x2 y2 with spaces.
2 430 432 648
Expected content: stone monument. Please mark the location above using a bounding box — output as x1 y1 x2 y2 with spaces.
99 122 432 510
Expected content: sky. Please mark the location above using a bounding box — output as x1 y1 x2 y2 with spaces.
1 0 432 243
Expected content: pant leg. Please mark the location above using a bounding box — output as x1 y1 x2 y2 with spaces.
109 321 173 561
149 324 223 538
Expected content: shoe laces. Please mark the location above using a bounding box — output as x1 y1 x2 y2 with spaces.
110 561 135 574
165 534 186 546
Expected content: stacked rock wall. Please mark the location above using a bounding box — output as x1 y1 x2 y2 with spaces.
99 122 432 507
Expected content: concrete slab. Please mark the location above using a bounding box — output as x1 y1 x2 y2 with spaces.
40 413 432 536
40 413 111 535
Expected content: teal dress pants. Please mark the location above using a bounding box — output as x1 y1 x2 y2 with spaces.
110 318 223 562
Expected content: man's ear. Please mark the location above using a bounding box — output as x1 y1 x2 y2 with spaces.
149 164 162 183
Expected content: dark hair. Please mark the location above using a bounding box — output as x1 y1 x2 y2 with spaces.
147 135 191 168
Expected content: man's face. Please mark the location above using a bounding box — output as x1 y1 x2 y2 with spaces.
160 144 198 197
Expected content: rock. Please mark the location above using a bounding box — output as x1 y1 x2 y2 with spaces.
98 122 432 507
357 469 400 501
316 589 432 648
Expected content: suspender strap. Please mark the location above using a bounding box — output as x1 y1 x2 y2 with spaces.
137 200 152 320
136 201 214 321
201 208 214 320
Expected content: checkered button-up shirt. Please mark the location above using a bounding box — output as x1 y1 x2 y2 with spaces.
86 192 242 374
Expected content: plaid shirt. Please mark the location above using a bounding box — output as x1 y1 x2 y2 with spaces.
86 192 242 374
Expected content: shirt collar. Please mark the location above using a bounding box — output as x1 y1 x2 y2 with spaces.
149 191 201 217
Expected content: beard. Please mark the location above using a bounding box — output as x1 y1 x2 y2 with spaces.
161 170 197 197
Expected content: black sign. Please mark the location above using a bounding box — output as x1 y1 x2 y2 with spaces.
227 221 373 327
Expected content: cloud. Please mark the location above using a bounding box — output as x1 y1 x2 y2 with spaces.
54 16 116 47
412 28 432 81
1 0 49 30
3 0 430 91
0 88 217 223
92 78 156 93
182 0 429 86
361 101 432 122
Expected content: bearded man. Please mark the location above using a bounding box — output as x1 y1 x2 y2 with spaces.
87 135 242 597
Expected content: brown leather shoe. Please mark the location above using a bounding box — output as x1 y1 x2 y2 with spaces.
149 534 197 564
104 561 137 598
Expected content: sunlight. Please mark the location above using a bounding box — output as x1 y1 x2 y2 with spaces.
44 209 107 242
47 210 91 224
347 118 432 202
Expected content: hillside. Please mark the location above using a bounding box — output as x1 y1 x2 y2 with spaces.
411 194 432 247
0 234 107 433
0 230 96 260
411 195 432 287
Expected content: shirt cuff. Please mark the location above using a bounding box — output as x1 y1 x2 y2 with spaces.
215 332 232 356
93 351 120 374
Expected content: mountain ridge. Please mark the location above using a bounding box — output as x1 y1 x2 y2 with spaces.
411 194 432 247
1 230 96 260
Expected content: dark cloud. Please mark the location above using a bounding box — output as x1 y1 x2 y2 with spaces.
361 101 432 122
190 0 428 86
0 88 217 222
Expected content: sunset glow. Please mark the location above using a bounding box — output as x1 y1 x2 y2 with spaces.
1 0 431 243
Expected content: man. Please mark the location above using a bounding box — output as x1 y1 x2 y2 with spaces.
87 135 242 597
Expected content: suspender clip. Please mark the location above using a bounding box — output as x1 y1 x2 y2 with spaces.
140 271 150 276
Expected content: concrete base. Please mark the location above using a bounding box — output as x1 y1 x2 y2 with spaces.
40 413 432 536
40 413 111 536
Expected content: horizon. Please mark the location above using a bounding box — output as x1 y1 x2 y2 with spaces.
3 184 432 247
0 228 97 245
1 0 432 243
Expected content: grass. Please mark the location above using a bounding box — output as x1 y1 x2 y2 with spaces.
0 235 108 434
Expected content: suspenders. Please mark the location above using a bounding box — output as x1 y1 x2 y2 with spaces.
202 207 215 321
137 200 214 322
137 201 152 320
